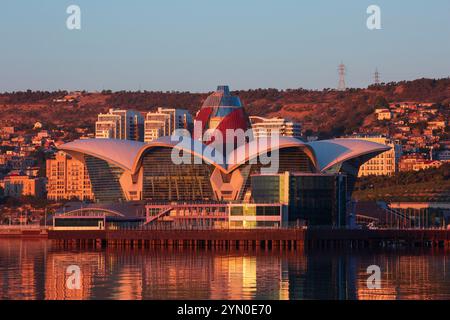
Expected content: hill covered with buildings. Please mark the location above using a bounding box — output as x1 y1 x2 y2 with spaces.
1 78 449 138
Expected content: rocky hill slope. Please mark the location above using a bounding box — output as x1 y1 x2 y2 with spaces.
1 78 449 137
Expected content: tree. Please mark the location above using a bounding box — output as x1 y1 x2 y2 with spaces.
374 95 389 109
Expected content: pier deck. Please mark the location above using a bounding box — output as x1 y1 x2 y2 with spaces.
47 228 450 249
0 226 48 238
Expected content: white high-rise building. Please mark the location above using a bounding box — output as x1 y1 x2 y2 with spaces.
96 108 144 141
95 116 120 139
249 116 302 139
144 108 193 143
158 108 193 135
144 112 170 143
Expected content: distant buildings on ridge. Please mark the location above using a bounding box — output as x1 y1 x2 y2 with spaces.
95 109 144 141
249 116 302 140
95 107 193 143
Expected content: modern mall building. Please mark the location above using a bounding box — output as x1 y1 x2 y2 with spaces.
53 86 390 230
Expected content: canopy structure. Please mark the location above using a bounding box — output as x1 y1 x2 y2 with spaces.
60 137 389 175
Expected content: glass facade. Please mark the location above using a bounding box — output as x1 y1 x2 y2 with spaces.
142 147 215 201
229 221 280 228
54 218 104 227
229 204 282 229
288 175 346 226
251 173 347 227
84 156 125 202
230 205 280 216
251 176 281 203
277 147 315 173
238 147 315 201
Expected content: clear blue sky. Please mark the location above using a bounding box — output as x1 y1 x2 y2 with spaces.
1 0 449 92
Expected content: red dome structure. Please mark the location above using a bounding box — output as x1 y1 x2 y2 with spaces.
194 86 250 145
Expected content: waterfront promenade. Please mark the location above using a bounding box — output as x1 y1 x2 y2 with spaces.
0 225 48 238
47 228 450 249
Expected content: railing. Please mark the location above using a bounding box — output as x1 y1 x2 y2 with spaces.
108 223 450 232
0 225 44 230
107 224 341 232
144 206 173 225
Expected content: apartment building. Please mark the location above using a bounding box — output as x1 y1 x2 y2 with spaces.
144 111 171 143
144 108 193 143
400 154 443 172
95 108 144 141
0 175 46 198
249 116 302 139
46 151 93 201
375 108 393 121
349 135 402 177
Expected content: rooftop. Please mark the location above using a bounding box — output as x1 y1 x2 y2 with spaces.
201 85 242 109
59 136 390 175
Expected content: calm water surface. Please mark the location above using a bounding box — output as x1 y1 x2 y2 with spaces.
1 239 450 300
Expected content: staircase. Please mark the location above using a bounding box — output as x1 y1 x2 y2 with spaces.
377 201 411 221
144 206 173 225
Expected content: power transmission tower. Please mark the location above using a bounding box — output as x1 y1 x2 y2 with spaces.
374 68 380 85
338 62 346 91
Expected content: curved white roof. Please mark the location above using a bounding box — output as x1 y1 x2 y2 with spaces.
59 139 145 172
307 138 391 172
131 136 227 173
227 136 317 173
59 137 227 174
59 137 389 175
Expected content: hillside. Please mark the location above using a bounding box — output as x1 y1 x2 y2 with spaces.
354 164 450 202
1 78 449 137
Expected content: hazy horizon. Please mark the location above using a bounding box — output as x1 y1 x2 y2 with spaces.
2 76 450 95
1 0 450 92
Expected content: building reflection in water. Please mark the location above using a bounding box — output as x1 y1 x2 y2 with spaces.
1 240 450 300
0 240 47 300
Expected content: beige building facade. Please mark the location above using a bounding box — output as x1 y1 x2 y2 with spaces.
0 175 46 198
46 151 93 201
249 116 302 139
351 135 402 177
